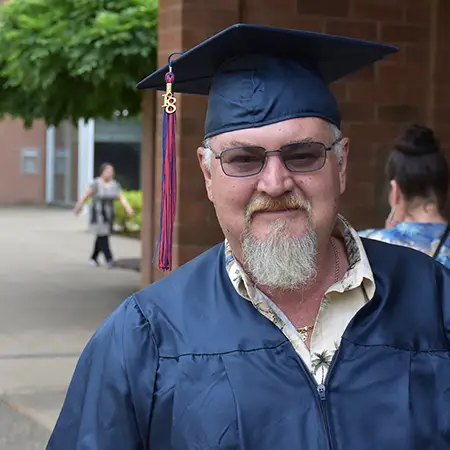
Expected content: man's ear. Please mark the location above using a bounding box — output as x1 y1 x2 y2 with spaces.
197 147 214 202
338 137 350 196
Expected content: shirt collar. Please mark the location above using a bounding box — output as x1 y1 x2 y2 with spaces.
224 214 375 301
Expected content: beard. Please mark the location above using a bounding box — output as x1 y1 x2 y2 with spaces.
241 196 317 290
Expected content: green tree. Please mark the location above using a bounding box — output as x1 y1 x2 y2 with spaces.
0 0 157 127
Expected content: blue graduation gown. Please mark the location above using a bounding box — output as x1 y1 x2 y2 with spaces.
46 238 450 449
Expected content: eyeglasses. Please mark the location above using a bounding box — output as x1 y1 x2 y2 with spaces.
209 138 342 178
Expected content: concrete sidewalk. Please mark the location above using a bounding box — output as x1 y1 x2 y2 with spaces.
0 206 141 448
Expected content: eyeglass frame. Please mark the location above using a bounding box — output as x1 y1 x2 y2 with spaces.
204 137 344 178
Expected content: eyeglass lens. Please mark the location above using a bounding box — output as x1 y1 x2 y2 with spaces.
220 142 327 177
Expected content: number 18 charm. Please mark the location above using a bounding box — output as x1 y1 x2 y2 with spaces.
162 72 177 114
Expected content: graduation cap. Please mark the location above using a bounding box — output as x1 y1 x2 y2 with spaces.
137 23 398 271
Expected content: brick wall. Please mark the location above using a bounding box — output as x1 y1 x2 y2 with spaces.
241 0 440 226
0 0 48 205
0 117 47 204
143 0 449 283
433 0 450 218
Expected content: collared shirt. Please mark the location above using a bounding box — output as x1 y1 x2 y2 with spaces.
225 214 375 384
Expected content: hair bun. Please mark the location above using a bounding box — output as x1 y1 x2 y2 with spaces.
394 124 440 156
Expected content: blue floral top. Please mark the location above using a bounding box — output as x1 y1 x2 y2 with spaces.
359 222 450 269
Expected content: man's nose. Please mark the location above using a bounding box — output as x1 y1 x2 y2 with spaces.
256 153 295 197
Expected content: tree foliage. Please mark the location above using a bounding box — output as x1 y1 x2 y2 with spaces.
0 0 157 127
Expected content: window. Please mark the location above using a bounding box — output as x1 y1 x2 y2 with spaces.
55 149 68 175
21 148 41 175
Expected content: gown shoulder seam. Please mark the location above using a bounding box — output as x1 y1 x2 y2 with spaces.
342 336 450 353
159 339 289 359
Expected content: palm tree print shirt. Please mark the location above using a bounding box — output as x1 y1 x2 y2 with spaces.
224 215 375 384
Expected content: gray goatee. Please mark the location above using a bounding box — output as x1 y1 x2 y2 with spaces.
241 196 317 290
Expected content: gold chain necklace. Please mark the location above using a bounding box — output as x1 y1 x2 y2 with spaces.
297 238 341 342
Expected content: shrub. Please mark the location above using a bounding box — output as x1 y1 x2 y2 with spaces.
114 189 142 235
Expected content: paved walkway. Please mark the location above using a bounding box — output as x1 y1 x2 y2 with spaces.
0 206 141 448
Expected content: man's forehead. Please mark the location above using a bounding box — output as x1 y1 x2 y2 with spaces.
211 118 334 148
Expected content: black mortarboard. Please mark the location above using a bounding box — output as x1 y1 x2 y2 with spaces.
137 23 398 137
137 24 398 271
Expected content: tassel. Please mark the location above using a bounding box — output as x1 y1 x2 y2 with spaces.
153 68 178 271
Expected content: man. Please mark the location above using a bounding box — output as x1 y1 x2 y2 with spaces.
47 24 450 450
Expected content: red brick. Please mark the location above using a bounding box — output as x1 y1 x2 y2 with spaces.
434 86 450 108
381 50 405 65
345 144 378 165
178 221 224 247
342 206 382 230
330 82 348 102
404 4 431 26
158 30 183 66
348 81 403 104
378 46 405 65
404 44 430 66
180 117 206 137
183 7 240 29
343 180 376 207
434 45 450 82
436 0 450 24
240 11 298 29
377 63 427 85
436 16 450 44
351 0 404 23
243 11 325 31
401 85 428 106
297 0 350 17
178 200 209 227
245 0 297 12
182 28 219 48
182 0 239 10
160 0 182 9
381 24 428 44
377 104 423 122
347 151 379 173
292 15 326 32
436 12 450 38
178 244 221 266
180 139 208 159
0 117 47 204
178 93 208 111
158 6 182 31
176 127 205 147
325 19 377 40
345 123 405 144
179 148 204 168
340 102 376 122
346 65 376 82
434 107 450 126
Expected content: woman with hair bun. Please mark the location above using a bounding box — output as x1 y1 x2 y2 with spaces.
360 124 450 267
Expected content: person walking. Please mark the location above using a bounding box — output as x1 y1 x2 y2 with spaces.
74 163 134 268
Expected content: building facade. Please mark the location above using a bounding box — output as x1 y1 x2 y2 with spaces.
140 0 450 285
0 116 142 207
0 117 47 205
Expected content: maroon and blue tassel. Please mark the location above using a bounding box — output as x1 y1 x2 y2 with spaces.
153 67 178 271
